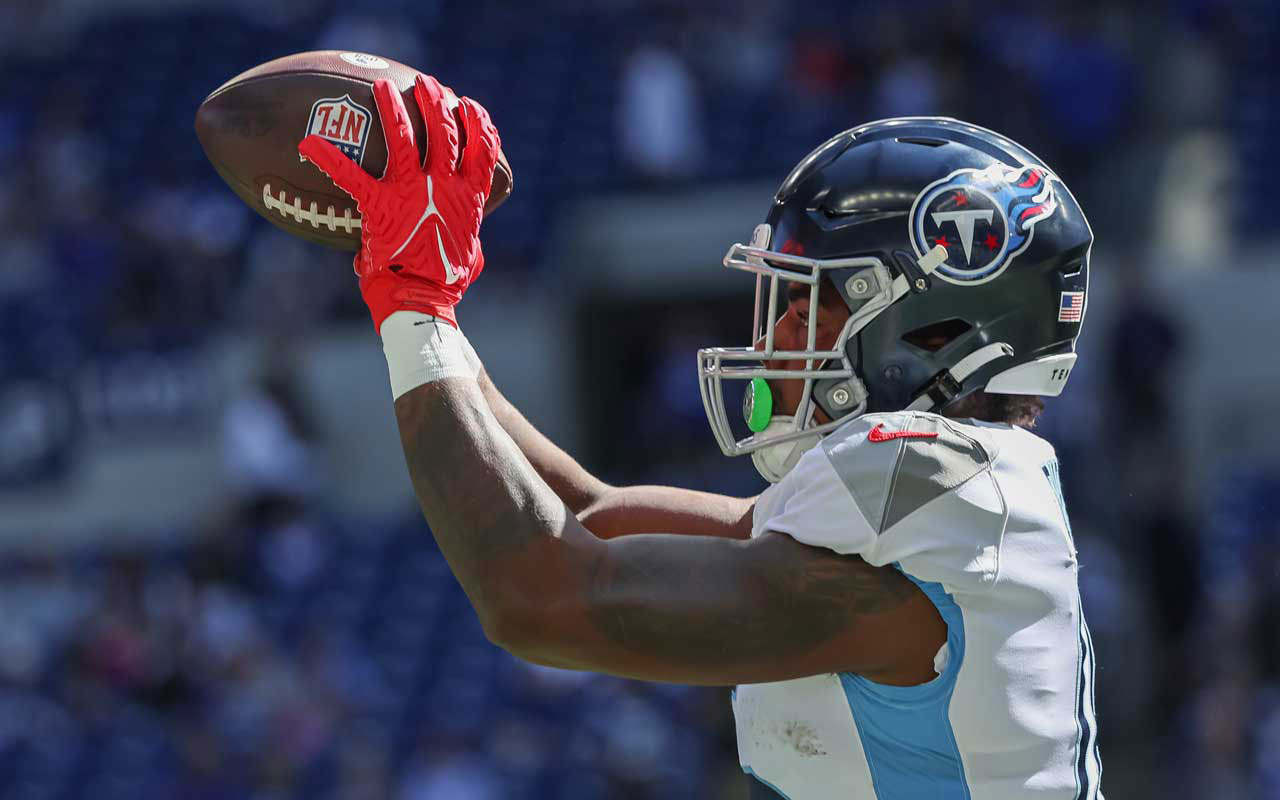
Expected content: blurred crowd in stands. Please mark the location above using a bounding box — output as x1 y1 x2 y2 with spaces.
1 0 1278 797
0 506 728 799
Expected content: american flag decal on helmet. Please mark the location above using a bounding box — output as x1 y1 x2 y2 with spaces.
1058 291 1084 322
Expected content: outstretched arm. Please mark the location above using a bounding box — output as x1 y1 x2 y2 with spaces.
476 367 754 540
395 376 943 686
298 76 937 686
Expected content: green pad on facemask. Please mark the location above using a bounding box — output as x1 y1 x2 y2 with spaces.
743 377 773 433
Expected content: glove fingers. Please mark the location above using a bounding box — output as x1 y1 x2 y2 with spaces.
298 134 374 201
458 97 500 199
372 78 417 181
414 73 459 175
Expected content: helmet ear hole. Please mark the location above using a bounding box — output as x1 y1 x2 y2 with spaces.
902 318 974 352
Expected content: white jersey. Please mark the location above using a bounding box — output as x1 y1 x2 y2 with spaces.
735 411 1102 799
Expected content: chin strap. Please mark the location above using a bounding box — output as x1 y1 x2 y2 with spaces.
905 342 1015 412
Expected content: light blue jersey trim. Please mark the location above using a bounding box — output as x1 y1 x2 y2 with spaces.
839 567 971 799
744 766 793 799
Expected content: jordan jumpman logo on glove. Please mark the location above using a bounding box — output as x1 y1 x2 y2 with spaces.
298 75 501 330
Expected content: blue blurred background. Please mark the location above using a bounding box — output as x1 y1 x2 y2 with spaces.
1 0 1277 797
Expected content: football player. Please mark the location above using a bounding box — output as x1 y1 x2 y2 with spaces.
299 76 1100 799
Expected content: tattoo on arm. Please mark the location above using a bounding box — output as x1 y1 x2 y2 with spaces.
583 533 919 680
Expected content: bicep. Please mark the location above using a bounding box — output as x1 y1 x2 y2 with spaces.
512 528 932 686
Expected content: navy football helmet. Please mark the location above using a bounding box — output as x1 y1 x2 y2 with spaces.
698 118 1093 481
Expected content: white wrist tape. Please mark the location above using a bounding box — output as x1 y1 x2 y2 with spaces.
380 311 482 400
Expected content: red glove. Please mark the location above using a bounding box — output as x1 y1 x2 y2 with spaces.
298 75 500 330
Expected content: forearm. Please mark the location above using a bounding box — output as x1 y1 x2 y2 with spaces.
476 368 754 539
393 376 592 625
580 485 753 539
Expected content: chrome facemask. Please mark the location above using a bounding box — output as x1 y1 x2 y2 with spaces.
697 224 947 482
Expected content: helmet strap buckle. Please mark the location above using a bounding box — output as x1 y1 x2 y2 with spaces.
916 370 964 411
905 341 1016 412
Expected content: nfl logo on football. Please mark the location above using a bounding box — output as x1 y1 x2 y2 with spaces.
302 94 372 165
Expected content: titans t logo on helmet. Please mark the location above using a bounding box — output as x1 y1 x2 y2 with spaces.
909 165 1059 285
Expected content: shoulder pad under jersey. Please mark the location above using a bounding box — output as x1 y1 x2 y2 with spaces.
820 411 998 536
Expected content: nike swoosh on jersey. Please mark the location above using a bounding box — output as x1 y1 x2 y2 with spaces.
867 423 939 442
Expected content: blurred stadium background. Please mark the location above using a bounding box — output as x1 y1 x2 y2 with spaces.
0 0 1277 797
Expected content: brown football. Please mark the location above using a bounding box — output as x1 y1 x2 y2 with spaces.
195 50 513 251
